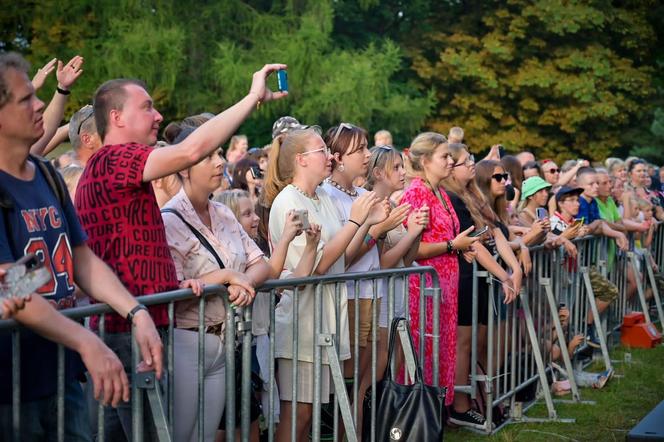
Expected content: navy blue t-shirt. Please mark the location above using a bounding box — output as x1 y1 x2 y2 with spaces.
0 160 87 403
578 195 601 225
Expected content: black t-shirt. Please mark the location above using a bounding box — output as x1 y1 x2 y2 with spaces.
448 192 475 282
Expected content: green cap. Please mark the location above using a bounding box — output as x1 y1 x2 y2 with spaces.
521 176 552 201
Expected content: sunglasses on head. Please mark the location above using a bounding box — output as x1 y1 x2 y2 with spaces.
492 173 509 182
369 145 394 172
76 105 94 136
330 122 355 147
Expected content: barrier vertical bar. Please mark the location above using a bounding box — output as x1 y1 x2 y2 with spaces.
312 283 323 442
268 289 276 442
225 296 235 442
11 330 20 442
57 344 65 442
240 305 252 441
167 302 174 439
98 315 106 442
290 286 299 442
132 325 144 442
197 296 205 442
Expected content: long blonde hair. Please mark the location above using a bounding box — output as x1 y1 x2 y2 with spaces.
260 128 319 208
406 132 447 177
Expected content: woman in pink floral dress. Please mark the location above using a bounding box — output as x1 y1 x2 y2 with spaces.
400 132 479 406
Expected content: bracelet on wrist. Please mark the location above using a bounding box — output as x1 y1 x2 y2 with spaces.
126 304 148 323
348 219 361 228
56 86 70 95
447 239 454 254
378 233 387 241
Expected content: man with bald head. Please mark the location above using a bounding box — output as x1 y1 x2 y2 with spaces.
516 151 535 166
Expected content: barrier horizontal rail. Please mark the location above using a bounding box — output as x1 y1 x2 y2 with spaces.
0 266 441 442
2 223 663 440
465 224 664 434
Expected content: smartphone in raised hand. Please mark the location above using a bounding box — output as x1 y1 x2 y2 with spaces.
277 70 288 93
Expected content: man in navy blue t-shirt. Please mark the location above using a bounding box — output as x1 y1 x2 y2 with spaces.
0 53 163 441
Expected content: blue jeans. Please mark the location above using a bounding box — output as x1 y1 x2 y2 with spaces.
0 379 91 442
100 330 168 442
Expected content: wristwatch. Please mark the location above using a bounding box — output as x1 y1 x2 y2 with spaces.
126 304 148 323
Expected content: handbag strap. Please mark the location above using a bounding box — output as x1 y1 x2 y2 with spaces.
384 317 424 383
161 208 225 270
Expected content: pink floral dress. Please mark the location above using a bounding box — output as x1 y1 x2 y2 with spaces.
401 177 459 405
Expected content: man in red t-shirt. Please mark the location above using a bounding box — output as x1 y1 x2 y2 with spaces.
75 64 286 440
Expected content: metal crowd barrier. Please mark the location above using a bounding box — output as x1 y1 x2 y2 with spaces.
0 266 440 442
462 223 664 435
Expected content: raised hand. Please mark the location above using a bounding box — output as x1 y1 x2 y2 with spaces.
249 63 289 104
349 191 379 225
376 202 411 233
56 55 84 91
31 58 57 91
366 198 391 225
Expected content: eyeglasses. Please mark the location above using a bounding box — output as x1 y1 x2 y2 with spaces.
369 145 394 172
545 168 560 174
453 154 475 168
300 146 331 156
492 173 509 182
330 122 355 147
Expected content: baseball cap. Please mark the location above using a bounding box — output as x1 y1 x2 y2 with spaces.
521 176 552 200
555 186 584 202
272 116 306 139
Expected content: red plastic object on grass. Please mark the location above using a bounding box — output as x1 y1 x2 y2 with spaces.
621 312 662 348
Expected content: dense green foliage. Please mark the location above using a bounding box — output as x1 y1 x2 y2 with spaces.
1 0 662 160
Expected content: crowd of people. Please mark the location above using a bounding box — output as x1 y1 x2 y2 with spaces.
1 51 664 442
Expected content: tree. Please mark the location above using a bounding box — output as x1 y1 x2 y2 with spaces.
4 0 433 149
409 0 659 162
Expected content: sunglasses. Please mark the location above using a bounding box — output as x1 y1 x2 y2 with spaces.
330 122 355 147
492 173 509 182
453 154 475 168
300 146 331 156
545 168 560 174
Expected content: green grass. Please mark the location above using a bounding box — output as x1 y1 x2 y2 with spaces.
445 345 664 442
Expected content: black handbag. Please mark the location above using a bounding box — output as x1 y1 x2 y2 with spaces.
362 317 446 441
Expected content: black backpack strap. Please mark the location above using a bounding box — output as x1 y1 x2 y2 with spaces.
30 154 70 208
161 208 225 270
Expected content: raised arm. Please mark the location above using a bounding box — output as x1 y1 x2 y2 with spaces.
142 64 287 182
30 56 83 156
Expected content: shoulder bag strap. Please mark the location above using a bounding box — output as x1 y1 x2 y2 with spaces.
161 207 225 270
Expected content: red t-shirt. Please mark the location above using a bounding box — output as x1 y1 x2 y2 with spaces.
75 143 178 332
